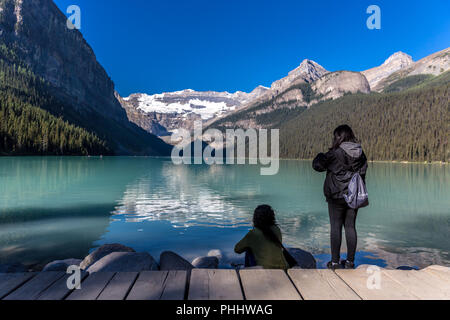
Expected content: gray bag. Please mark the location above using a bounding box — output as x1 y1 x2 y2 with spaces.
344 173 369 209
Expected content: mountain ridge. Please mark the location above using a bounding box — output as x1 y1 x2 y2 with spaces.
204 48 449 131
121 48 449 138
363 48 449 91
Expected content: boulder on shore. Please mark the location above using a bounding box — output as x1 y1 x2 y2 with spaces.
397 266 419 271
80 244 136 270
287 248 317 269
43 259 82 272
86 252 159 273
160 251 194 271
207 249 223 261
0 263 27 273
192 256 219 269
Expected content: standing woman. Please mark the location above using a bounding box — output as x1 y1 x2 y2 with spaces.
313 125 368 269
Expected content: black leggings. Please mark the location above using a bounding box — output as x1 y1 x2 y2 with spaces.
328 201 358 263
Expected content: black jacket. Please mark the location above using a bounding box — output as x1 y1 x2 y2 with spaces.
313 142 368 202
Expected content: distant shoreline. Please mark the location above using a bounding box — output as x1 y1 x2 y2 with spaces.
0 155 448 165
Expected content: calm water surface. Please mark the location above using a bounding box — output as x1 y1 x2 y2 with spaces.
0 157 448 269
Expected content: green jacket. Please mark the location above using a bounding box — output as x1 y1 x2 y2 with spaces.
234 225 289 270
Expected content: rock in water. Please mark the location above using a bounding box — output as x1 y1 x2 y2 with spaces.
43 259 82 272
86 252 159 273
0 263 27 273
160 251 194 271
192 257 219 269
286 248 317 269
207 249 223 261
80 244 136 270
397 266 419 271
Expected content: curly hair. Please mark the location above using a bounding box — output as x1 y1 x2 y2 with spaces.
253 205 281 246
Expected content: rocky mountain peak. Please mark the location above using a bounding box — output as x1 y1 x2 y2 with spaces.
249 85 269 96
288 59 328 81
382 52 414 68
271 59 329 92
363 51 414 91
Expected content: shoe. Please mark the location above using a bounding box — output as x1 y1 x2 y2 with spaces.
326 261 343 270
340 260 355 269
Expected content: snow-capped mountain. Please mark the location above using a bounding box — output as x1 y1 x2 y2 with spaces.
119 86 269 136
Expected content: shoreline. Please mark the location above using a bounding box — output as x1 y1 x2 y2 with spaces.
0 155 447 165
3 245 449 274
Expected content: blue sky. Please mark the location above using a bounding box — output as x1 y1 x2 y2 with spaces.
53 0 450 96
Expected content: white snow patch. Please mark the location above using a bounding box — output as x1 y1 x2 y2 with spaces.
135 94 236 120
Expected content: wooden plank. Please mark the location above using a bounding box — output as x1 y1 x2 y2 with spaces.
383 270 450 300
189 269 243 300
97 272 138 300
127 271 186 300
127 271 167 300
239 269 301 300
37 271 89 301
0 273 36 299
3 272 65 300
288 269 361 300
421 265 450 283
161 270 187 300
335 266 419 300
65 272 115 300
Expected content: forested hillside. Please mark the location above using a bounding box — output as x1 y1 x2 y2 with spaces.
0 46 110 156
279 72 449 162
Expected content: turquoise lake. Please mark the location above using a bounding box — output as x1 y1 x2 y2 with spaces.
0 157 448 269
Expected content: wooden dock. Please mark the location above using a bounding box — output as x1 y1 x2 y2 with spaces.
1 265 449 300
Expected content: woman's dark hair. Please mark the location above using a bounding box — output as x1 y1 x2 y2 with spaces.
331 125 357 150
253 205 281 246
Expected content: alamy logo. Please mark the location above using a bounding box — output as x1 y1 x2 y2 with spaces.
366 5 381 30
66 265 81 290
66 5 81 30
171 121 280 176
366 266 382 290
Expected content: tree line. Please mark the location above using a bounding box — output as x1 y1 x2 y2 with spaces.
0 48 110 156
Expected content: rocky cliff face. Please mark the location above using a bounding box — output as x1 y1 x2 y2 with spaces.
311 71 370 101
408 48 450 76
0 0 122 118
0 0 171 155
